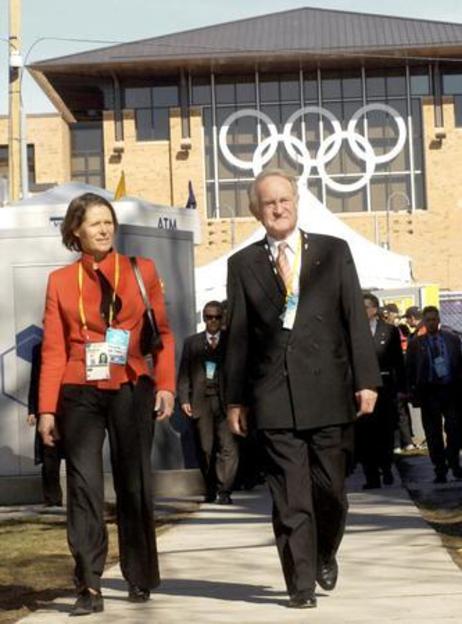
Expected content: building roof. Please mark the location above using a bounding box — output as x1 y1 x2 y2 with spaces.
31 7 462 71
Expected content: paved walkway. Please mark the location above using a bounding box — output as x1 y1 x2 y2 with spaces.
15 464 462 624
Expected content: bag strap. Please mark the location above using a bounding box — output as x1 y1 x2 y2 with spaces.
129 257 160 336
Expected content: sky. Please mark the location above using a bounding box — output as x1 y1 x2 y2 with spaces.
1 0 462 114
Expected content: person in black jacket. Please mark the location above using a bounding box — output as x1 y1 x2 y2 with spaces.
406 306 462 483
225 169 380 610
356 294 406 488
27 341 63 507
177 301 238 504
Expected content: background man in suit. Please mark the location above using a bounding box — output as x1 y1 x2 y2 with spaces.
356 294 406 489
178 301 238 504
225 168 380 610
407 305 462 483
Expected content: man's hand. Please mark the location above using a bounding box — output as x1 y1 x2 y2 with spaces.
27 414 37 427
227 405 248 437
38 413 59 447
155 390 175 421
355 389 378 417
181 403 193 417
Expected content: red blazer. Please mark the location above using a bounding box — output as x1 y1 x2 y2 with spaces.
39 250 175 414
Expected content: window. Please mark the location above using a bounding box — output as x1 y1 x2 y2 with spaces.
124 82 179 141
204 66 426 217
71 123 104 188
0 144 36 187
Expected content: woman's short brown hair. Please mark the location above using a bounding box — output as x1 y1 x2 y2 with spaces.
61 193 118 252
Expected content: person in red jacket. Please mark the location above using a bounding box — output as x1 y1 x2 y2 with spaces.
38 192 175 616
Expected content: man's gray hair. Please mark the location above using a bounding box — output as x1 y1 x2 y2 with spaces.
247 168 299 216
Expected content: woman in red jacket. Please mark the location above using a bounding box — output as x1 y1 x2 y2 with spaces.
38 192 175 616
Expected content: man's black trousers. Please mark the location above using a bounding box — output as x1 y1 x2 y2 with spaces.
194 395 238 497
58 377 159 592
260 425 350 595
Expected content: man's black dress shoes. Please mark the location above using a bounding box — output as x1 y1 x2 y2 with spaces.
216 492 233 505
317 557 338 591
128 584 151 603
70 589 104 616
288 591 317 609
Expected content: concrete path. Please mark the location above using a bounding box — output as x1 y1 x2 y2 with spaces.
17 469 462 624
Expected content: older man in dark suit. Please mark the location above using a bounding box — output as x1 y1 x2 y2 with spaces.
178 301 238 504
225 169 380 610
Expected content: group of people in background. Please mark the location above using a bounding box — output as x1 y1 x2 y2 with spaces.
30 168 462 616
356 297 462 488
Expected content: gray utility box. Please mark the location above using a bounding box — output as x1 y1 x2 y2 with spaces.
0 224 202 504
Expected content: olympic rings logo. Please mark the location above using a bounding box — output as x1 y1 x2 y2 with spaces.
218 104 407 193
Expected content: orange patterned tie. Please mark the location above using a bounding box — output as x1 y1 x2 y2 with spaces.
276 242 291 290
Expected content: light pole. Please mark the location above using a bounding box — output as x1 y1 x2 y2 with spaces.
7 0 22 202
385 191 411 250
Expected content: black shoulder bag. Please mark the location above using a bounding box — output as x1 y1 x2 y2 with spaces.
130 257 164 354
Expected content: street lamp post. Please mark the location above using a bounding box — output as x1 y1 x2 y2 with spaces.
8 0 22 202
385 191 411 250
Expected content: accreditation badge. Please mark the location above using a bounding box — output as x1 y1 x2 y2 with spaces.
281 293 299 330
433 355 449 379
106 328 130 365
85 342 110 381
205 360 217 380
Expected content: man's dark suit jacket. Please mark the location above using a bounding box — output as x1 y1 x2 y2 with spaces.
373 319 406 393
225 231 381 430
177 331 227 419
406 329 462 398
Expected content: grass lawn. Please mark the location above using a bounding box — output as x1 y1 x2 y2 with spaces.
0 518 119 624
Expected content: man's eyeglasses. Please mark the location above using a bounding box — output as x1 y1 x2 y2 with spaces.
205 314 222 320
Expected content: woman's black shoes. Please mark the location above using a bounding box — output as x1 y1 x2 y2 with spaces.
70 589 104 616
128 584 151 603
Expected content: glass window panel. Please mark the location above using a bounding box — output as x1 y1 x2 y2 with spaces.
192 77 212 105
215 79 235 105
124 87 151 108
342 73 362 99
385 70 406 97
71 156 86 171
237 183 251 217
370 177 387 212
217 151 235 178
259 75 279 102
342 143 364 175
88 175 102 187
202 107 213 147
152 85 179 107
87 155 102 170
343 187 366 212
325 188 343 213
206 183 215 218
413 137 423 171
366 72 386 99
153 108 170 140
219 186 237 218
414 173 425 209
411 99 423 137
236 76 256 104
322 72 342 101
72 174 87 184
135 109 155 140
454 95 462 127
279 74 300 102
307 178 322 201
442 72 462 95
304 73 318 102
260 104 283 132
71 124 103 152
411 67 430 95
205 145 214 179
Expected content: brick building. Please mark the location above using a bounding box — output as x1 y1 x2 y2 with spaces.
2 7 462 288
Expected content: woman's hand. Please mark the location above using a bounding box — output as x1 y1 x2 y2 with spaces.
38 413 60 446
154 390 175 421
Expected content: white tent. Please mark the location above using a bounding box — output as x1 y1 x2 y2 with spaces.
195 186 413 313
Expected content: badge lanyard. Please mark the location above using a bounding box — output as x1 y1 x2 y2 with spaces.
284 233 302 303
78 253 120 338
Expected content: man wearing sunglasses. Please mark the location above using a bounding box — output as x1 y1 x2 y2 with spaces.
178 301 238 504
